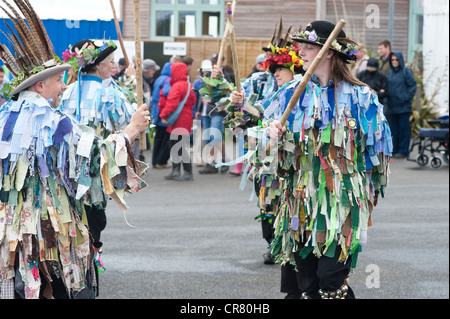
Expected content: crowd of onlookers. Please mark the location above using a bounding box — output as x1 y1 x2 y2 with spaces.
0 37 417 178
352 39 417 159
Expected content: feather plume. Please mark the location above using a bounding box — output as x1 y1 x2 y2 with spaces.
0 2 40 69
12 0 46 60
22 0 54 58
0 0 57 78
14 0 52 60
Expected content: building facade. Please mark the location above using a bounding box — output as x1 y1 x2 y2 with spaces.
121 0 422 77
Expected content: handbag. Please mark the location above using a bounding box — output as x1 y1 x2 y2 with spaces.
166 82 191 126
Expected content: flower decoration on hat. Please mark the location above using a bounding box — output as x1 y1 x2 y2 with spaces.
261 44 303 74
63 40 117 73
293 29 358 58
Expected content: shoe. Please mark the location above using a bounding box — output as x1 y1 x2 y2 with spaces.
199 164 218 174
164 172 180 180
164 165 181 180
139 155 146 161
219 165 229 173
229 162 243 176
175 173 193 181
196 162 204 167
263 251 275 265
155 163 172 169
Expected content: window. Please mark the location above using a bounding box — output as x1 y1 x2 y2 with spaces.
156 11 174 36
179 11 196 36
202 11 220 37
151 0 224 40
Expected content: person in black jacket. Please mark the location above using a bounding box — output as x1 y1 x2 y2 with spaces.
386 51 417 159
358 57 388 110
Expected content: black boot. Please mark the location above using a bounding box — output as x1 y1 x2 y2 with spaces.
175 162 193 181
165 163 181 180
199 163 218 174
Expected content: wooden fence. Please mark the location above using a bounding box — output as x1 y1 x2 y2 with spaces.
174 36 270 81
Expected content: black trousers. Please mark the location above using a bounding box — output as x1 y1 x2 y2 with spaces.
280 263 303 295
85 205 107 249
169 135 192 174
294 245 355 299
152 125 171 166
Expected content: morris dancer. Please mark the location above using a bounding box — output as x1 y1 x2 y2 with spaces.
0 0 149 299
238 20 392 299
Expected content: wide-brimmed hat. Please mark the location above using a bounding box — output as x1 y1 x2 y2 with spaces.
63 39 117 73
0 0 70 97
291 20 358 63
11 63 71 95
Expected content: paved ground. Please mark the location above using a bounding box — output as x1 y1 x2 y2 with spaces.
98 145 449 300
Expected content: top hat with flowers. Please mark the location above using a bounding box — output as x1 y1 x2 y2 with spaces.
63 39 117 73
0 0 70 98
291 20 358 63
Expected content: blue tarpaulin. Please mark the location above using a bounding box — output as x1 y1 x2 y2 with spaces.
0 18 121 71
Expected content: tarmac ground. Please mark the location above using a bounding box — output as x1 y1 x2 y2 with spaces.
98 143 449 300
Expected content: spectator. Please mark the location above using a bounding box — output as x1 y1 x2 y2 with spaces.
151 62 173 168
142 58 161 103
160 62 197 181
351 44 369 77
197 55 231 174
210 52 235 84
378 39 392 76
114 57 127 82
387 51 417 159
193 59 213 166
181 56 194 74
247 53 268 77
357 57 388 106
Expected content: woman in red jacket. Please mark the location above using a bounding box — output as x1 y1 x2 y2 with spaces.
160 62 197 181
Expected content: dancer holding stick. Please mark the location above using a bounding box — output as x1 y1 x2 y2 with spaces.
234 20 392 299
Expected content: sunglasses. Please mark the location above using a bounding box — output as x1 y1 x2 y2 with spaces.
391 58 399 61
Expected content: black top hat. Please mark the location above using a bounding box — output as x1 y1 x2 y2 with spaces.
291 20 358 63
68 39 117 73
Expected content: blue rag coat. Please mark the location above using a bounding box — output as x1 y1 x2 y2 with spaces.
387 51 417 114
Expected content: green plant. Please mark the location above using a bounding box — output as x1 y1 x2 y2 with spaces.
408 50 442 137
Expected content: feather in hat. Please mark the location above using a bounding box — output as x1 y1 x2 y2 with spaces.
0 0 67 97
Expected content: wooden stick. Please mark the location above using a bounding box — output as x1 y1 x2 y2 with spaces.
226 2 241 93
266 19 346 152
133 0 146 150
216 0 236 70
110 0 130 66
